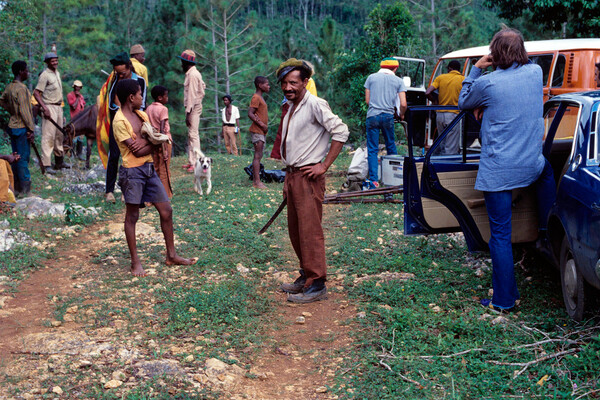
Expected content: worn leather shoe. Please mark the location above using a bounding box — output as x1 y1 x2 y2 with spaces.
287 284 327 303
279 271 306 294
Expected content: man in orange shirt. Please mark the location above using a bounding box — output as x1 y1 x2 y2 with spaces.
248 76 270 189
426 60 465 154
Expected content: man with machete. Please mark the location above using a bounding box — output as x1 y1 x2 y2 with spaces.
34 52 67 174
276 58 349 303
0 61 36 196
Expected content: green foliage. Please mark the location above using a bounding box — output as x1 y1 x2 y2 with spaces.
485 0 600 37
332 2 419 143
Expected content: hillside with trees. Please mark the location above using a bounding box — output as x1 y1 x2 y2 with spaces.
0 0 576 149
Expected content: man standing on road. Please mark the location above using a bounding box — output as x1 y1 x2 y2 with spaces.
178 49 205 173
458 27 556 312
130 44 149 85
364 58 407 189
0 61 35 196
33 52 66 173
426 60 465 154
276 58 349 303
67 80 86 119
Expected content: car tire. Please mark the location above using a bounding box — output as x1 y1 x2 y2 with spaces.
559 236 588 321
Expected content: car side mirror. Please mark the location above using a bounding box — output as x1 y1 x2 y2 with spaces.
403 76 412 87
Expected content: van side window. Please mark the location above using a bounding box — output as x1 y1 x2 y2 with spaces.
529 54 554 86
552 55 567 88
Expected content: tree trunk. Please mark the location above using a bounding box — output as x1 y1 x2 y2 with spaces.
431 0 436 57
210 3 222 152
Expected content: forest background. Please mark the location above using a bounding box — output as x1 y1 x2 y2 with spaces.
0 0 598 153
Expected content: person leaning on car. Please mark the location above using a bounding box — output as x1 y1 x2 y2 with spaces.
458 27 556 312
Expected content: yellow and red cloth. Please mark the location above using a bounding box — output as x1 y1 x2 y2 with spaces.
96 72 117 168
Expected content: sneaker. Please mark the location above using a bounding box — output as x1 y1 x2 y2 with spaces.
279 274 306 294
362 180 380 190
105 192 116 203
480 298 514 313
44 166 58 175
287 284 327 303
187 166 195 173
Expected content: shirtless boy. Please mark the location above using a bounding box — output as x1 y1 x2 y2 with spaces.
113 79 195 276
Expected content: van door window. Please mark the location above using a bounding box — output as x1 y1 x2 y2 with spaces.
529 54 554 86
551 54 567 88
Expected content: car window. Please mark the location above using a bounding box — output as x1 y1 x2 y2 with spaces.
589 110 598 163
544 103 581 140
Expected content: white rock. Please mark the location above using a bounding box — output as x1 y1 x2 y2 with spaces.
52 386 63 394
295 316 306 324
104 379 123 389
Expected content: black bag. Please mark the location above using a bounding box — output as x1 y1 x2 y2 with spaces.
244 163 286 183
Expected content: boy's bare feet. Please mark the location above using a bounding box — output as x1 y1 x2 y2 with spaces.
253 182 267 189
130 262 148 277
166 255 197 266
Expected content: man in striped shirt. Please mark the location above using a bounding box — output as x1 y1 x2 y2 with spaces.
0 60 35 195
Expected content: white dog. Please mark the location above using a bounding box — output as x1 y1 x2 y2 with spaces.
193 149 213 196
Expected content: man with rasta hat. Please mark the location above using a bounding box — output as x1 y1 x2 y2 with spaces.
34 52 66 174
363 57 407 189
178 49 205 172
96 51 147 203
276 58 349 303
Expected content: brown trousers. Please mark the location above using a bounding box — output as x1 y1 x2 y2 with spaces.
284 170 327 287
222 125 238 155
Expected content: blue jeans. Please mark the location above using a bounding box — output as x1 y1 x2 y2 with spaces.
8 128 31 183
366 113 397 182
484 159 556 309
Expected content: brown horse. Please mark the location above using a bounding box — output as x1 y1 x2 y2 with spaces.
64 104 98 169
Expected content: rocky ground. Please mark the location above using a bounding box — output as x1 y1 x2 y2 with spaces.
0 198 362 399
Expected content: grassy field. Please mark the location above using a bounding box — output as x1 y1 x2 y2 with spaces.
1 149 599 398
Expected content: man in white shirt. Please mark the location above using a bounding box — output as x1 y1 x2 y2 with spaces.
276 58 349 303
221 94 240 156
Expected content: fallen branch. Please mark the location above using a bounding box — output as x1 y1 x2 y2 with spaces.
489 348 580 379
378 359 424 388
419 348 486 359
516 338 579 349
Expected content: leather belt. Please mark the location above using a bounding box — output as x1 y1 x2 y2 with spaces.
48 102 62 106
223 123 235 127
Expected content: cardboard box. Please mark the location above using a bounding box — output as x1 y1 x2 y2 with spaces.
381 155 404 187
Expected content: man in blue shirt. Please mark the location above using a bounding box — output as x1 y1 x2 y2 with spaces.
364 58 407 189
459 28 556 312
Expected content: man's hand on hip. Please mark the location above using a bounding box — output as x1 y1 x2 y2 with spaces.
301 162 327 179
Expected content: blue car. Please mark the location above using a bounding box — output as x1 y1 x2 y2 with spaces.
403 92 600 320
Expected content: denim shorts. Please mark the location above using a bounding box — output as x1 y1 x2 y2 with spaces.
118 163 169 206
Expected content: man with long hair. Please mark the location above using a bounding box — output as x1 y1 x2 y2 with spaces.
459 27 556 312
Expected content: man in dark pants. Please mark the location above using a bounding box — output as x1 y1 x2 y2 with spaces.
101 52 147 203
0 61 35 196
276 58 349 303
